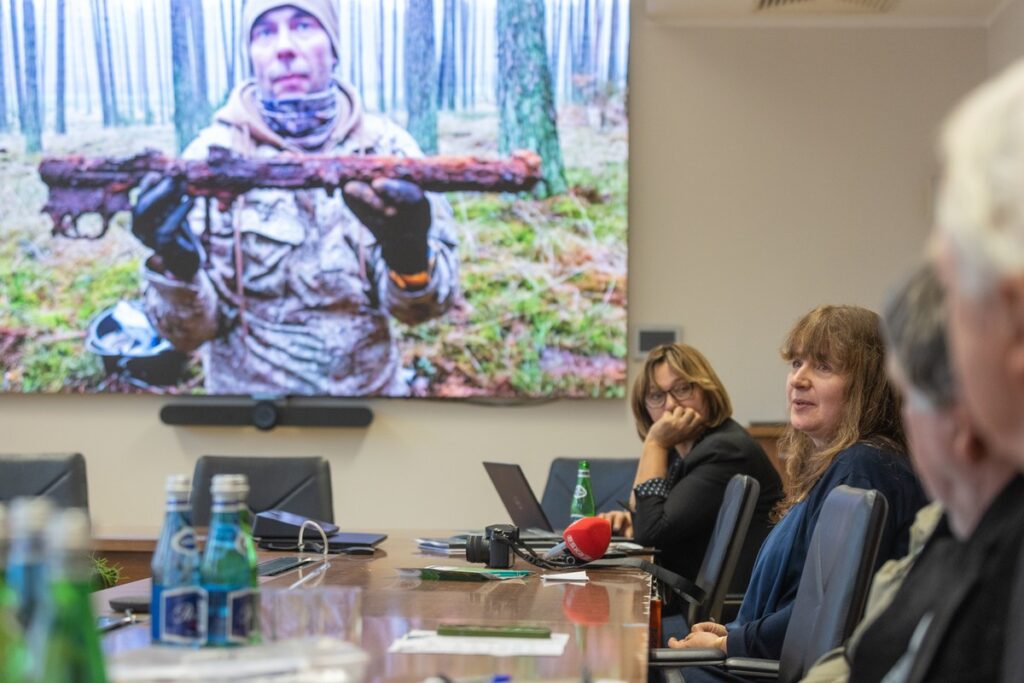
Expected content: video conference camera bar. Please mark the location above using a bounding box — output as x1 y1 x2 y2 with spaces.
159 398 373 431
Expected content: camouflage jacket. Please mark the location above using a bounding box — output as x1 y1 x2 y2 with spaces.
143 81 459 396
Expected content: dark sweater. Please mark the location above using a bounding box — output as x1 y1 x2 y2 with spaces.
633 418 784 595
681 443 926 683
850 475 1024 683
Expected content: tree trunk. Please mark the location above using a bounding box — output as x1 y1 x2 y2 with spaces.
101 0 121 124
404 0 438 155
0 3 8 132
607 0 620 84
497 0 567 197
55 0 66 134
376 0 386 112
190 0 210 119
171 0 202 152
219 0 236 92
137 6 153 125
390 1 398 111
21 0 41 152
436 0 456 110
459 0 469 110
120 3 135 123
10 0 25 133
152 3 167 124
549 0 562 103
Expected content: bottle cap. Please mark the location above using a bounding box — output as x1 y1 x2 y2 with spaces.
45 508 92 552
579 459 590 469
211 473 250 496
9 497 54 537
165 474 191 495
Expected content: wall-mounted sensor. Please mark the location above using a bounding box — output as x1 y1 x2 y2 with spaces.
634 327 680 359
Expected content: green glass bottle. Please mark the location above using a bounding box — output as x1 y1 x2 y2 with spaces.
0 504 29 683
569 460 596 522
200 474 259 647
28 508 108 683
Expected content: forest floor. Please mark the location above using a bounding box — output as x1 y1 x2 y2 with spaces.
0 104 628 398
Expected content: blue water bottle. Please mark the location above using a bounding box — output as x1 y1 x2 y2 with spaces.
151 475 206 646
200 474 259 646
6 497 54 631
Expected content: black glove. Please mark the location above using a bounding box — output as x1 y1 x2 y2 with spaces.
342 178 432 276
131 176 201 280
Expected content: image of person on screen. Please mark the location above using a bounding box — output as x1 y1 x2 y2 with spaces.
130 0 459 396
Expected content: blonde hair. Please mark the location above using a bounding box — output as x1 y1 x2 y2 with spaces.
630 343 733 440
774 306 905 519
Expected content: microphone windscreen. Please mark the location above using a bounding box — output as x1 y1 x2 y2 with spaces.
562 516 612 562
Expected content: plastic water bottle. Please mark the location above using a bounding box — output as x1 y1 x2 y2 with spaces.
0 504 29 682
6 497 54 631
28 508 108 682
570 460 596 522
151 475 206 646
200 474 259 646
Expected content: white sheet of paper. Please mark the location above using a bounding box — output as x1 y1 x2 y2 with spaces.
541 570 589 582
388 630 569 657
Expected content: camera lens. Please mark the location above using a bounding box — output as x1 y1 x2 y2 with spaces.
465 534 488 563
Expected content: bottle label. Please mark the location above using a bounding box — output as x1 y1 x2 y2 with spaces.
573 484 588 499
159 586 208 645
171 527 198 555
226 588 259 644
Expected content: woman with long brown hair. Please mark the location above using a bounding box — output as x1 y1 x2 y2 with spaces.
670 306 927 682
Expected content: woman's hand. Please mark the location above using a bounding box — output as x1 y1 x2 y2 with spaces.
666 621 728 651
645 406 706 451
598 510 633 537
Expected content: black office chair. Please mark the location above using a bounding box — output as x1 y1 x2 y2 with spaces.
540 457 638 531
0 453 89 510
686 474 761 625
650 485 889 683
190 455 334 527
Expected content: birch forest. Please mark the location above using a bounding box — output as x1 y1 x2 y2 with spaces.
1 0 630 399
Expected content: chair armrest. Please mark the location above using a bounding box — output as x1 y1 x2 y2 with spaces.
724 656 780 678
649 647 727 667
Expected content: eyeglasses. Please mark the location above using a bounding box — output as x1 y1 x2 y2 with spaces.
645 382 695 407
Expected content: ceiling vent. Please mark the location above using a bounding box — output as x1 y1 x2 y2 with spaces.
645 0 1004 25
756 0 899 13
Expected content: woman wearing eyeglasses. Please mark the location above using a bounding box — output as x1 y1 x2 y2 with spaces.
600 343 784 623
670 306 927 683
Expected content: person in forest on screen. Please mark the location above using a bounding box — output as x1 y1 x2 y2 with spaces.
130 0 459 395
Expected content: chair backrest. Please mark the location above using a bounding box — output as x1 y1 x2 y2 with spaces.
690 474 760 624
777 485 889 683
540 457 638 531
190 456 333 527
0 453 89 510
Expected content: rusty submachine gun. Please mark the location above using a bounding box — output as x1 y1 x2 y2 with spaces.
37 145 543 238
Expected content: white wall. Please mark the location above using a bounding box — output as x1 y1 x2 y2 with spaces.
0 2 991 533
990 0 1024 73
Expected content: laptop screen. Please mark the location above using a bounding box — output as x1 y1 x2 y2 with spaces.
482 462 555 533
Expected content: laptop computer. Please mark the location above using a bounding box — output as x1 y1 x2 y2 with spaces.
482 462 562 538
482 461 631 543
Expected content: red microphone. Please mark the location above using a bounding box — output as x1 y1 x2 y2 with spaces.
543 516 612 562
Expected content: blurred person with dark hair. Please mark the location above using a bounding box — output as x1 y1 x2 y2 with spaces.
599 343 783 633
801 264 1023 683
929 59 1024 683
671 306 926 683
131 0 458 395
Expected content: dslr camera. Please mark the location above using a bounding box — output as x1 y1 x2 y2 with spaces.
465 524 518 569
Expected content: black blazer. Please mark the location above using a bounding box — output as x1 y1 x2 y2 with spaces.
632 417 783 595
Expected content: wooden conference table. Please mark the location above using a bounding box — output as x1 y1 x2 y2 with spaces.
95 529 653 682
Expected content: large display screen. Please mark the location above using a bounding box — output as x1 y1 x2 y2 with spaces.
0 0 628 399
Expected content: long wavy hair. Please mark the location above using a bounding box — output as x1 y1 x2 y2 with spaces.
774 305 906 520
630 343 733 441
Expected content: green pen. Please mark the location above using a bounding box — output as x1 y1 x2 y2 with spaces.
436 623 552 639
